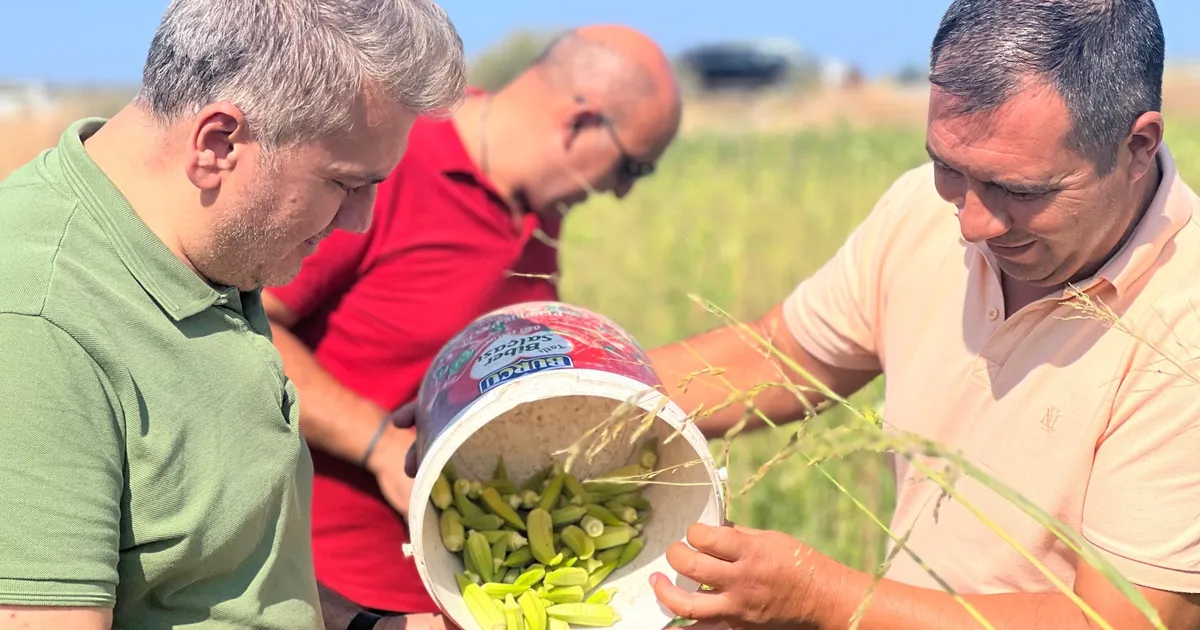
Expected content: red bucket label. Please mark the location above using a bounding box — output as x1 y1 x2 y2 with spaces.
416 302 661 458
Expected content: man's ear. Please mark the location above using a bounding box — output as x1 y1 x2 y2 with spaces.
185 103 251 191
562 94 603 150
1124 110 1164 184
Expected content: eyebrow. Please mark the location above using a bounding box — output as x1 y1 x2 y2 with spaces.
327 165 389 185
925 143 1059 195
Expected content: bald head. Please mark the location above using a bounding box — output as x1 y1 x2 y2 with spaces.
528 25 681 147
473 25 681 214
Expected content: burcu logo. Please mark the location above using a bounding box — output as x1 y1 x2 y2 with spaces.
478 355 574 394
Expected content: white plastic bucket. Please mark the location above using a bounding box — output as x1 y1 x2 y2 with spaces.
404 301 727 630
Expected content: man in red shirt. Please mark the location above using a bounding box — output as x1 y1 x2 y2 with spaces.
262 24 682 621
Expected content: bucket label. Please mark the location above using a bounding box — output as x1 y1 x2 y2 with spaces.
417 301 663 461
478 354 574 394
470 331 575 379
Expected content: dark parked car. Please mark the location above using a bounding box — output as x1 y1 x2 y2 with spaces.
678 39 811 91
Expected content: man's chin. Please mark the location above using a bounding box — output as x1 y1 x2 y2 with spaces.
996 259 1063 288
247 242 322 290
261 263 303 290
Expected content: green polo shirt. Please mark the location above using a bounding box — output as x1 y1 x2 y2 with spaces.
0 119 322 628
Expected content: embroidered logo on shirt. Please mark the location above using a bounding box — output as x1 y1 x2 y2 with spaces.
1040 406 1060 434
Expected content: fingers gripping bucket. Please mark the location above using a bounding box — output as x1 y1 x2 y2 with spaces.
405 302 727 629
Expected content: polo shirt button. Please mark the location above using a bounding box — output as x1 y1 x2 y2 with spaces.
987 307 999 320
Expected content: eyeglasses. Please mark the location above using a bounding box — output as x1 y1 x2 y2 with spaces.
572 94 656 182
597 114 656 182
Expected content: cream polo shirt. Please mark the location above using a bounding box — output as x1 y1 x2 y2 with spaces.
785 145 1200 594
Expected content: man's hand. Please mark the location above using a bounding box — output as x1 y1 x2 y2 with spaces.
365 422 418 518
652 525 1200 630
377 613 460 629
650 523 842 629
390 401 424 478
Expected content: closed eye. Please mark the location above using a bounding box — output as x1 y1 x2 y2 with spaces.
991 183 1053 202
1002 189 1045 201
332 180 367 194
933 161 962 180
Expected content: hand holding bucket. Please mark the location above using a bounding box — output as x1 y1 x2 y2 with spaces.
390 401 422 479
399 301 728 630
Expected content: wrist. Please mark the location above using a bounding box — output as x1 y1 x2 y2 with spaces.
366 423 416 477
814 563 872 628
355 397 389 470
783 548 856 627
347 610 383 630
361 414 392 473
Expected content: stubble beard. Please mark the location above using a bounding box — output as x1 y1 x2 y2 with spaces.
194 181 291 291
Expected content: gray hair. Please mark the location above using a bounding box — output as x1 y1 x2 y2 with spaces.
929 0 1165 175
135 0 467 149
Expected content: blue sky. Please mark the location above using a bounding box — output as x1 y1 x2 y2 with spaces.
4 1 1200 84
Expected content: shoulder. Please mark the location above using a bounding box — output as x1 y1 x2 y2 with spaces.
872 161 952 233
1099 178 1200 390
0 152 91 317
393 116 467 177
0 150 136 350
850 161 961 267
1125 176 1200 327
369 117 470 226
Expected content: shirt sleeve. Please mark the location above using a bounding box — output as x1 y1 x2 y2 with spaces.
1082 322 1200 593
781 166 925 372
0 314 124 607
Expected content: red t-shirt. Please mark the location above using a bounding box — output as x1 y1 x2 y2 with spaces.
265 111 560 613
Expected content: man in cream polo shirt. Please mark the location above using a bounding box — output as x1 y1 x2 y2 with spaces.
632 0 1200 628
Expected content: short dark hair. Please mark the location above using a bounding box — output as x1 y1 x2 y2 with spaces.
929 0 1165 174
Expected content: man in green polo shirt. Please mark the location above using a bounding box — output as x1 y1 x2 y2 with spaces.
0 1 466 629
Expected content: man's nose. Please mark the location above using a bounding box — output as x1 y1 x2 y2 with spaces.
334 191 376 234
956 190 1010 243
613 178 635 200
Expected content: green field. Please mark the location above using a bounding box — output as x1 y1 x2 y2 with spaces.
556 120 1200 575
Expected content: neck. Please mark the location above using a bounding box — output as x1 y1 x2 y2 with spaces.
82 106 198 274
452 91 534 218
1072 155 1163 285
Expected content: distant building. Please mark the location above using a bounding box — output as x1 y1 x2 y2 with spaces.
817 58 864 88
0 81 60 118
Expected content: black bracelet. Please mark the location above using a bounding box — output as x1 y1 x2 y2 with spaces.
348 610 383 630
360 414 391 468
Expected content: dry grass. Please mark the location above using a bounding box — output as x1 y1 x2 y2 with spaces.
679 81 931 136
680 68 1200 137
0 111 76 177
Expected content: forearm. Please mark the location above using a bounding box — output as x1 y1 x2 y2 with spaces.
649 329 810 439
0 606 111 630
268 321 388 465
826 573 1117 630
649 304 874 440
